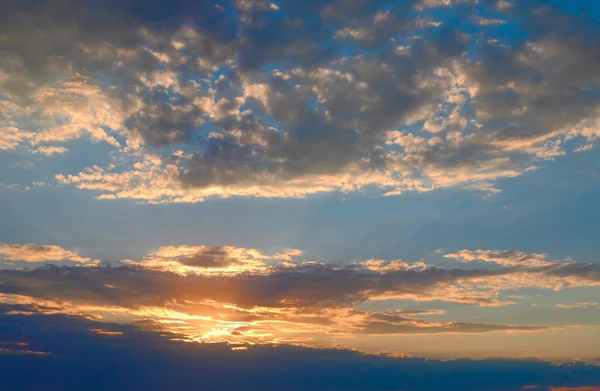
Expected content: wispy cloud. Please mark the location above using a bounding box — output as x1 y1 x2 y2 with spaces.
0 244 92 263
555 303 600 310
445 249 556 267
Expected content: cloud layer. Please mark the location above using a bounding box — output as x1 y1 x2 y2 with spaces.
1 242 598 349
2 0 600 202
1 306 599 391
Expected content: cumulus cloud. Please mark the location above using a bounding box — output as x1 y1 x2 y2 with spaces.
0 244 91 263
1 0 598 202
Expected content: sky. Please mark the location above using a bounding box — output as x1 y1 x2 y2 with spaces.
1 0 600 390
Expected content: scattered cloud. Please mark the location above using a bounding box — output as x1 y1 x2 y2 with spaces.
32 146 69 156
471 16 507 26
0 0 598 202
1 1 599 388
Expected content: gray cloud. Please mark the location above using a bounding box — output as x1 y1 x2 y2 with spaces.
0 264 503 308
3 0 600 201
543 263 600 282
1 257 598 311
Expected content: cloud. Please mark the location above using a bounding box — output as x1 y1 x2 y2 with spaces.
1 0 599 202
0 126 32 151
555 303 600 310
471 16 507 26
415 0 478 10
0 307 599 391
0 263 512 309
89 328 124 336
542 263 600 284
0 247 597 311
445 249 556 267
0 244 91 263
361 259 427 273
131 245 300 275
355 310 543 335
0 245 599 348
32 146 69 156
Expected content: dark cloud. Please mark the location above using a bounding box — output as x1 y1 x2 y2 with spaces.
157 245 250 268
0 263 510 309
3 0 600 202
543 263 600 282
1 259 598 311
0 306 598 391
179 27 469 188
123 92 206 146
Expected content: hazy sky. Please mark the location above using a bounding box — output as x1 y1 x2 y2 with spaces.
1 0 600 389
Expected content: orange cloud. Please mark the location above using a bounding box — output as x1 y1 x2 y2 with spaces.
130 245 302 275
0 244 91 263
32 146 69 156
0 348 50 356
89 329 124 336
445 249 556 267
0 246 598 354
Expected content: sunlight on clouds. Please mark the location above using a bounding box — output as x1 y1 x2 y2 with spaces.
1 0 597 202
0 245 598 356
0 348 50 356
129 245 287 275
555 302 600 310
32 146 69 156
1 1 600 388
89 328 124 336
0 291 546 350
0 244 92 263
0 75 123 153
445 249 557 268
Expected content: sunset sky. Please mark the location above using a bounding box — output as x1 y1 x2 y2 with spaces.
1 0 600 390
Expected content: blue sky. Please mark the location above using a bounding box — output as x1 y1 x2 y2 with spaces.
2 142 599 264
1 0 600 389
